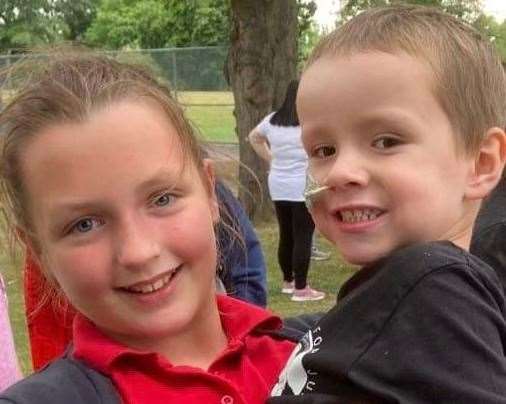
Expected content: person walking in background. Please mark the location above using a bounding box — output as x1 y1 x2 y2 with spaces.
248 80 325 302
0 274 21 391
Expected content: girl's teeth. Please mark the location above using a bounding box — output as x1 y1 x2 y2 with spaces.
340 209 381 223
127 273 172 294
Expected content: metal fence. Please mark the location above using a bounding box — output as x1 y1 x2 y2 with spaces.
0 46 231 98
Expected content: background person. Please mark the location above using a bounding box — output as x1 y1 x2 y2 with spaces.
249 80 325 302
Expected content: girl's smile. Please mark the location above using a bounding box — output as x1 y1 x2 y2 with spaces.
118 265 183 306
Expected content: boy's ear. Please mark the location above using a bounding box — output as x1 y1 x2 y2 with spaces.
465 127 506 200
202 159 220 223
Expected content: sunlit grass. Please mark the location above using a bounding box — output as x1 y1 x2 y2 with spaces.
180 91 236 143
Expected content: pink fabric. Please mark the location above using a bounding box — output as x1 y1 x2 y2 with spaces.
0 274 21 391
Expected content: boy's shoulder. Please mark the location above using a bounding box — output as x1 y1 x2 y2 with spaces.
0 352 120 404
376 240 499 287
339 241 503 307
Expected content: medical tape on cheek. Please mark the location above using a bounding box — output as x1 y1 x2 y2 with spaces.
303 174 329 210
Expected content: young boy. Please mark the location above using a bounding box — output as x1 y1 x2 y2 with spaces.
269 5 506 403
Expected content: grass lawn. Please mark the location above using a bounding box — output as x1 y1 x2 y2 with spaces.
178 91 236 143
0 90 238 144
3 219 354 376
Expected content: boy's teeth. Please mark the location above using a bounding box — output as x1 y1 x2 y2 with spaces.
127 273 173 294
340 208 381 223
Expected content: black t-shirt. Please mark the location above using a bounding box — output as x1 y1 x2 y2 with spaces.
269 241 506 403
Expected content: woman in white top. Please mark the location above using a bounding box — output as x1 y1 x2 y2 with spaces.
248 80 325 302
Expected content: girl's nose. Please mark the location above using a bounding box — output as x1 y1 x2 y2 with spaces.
115 217 161 269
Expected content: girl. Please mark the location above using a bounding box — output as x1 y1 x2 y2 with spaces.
0 50 294 403
248 80 325 302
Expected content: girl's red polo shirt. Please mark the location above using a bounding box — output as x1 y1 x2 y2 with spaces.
73 295 295 404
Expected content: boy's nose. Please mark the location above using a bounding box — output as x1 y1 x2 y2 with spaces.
324 153 370 189
114 217 161 269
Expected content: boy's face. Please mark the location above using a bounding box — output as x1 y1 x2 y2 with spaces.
298 51 478 266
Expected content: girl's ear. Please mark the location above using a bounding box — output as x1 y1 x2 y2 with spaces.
465 127 506 200
202 159 220 223
16 227 44 269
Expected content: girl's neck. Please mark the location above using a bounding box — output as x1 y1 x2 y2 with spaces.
158 303 228 369
106 295 228 370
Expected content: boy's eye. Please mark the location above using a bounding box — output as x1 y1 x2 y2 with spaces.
372 135 402 149
69 217 103 234
313 145 336 158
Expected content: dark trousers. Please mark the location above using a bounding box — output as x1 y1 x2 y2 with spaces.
274 200 315 290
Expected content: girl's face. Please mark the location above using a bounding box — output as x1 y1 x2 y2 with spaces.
21 100 220 348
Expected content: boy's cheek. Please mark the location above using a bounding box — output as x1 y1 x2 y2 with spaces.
309 206 333 239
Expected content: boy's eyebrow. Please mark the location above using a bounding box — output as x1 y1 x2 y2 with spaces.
302 109 418 136
356 109 417 129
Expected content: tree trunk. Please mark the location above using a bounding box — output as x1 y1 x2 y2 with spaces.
228 0 298 221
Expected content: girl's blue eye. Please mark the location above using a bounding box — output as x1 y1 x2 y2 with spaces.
153 192 174 207
373 136 401 149
70 218 102 234
313 145 336 158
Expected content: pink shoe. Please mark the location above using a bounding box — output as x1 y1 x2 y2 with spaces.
291 286 325 302
281 281 294 294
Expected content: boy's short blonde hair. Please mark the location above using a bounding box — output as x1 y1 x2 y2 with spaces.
307 5 506 154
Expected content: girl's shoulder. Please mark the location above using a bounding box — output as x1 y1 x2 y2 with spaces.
0 352 120 404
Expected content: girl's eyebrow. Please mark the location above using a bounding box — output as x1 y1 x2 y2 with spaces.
46 168 181 217
134 168 181 194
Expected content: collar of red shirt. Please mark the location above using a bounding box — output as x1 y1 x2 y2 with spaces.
72 294 283 372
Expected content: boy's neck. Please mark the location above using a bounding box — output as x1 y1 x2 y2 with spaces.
447 202 481 252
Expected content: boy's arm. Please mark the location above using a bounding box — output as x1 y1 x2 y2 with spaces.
352 265 506 403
